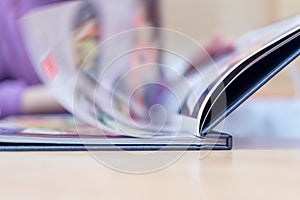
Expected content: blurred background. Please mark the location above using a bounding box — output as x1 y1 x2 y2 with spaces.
163 0 299 39
160 0 300 148
162 0 300 96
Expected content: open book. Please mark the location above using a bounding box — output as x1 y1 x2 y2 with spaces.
0 1 299 150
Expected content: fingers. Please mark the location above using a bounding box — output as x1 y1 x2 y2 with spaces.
204 34 235 58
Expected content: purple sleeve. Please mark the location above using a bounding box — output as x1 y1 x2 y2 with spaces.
0 80 26 118
0 0 64 119
0 44 27 118
0 43 28 118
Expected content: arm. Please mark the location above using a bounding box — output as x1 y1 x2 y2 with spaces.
0 53 64 117
0 80 65 118
0 0 72 119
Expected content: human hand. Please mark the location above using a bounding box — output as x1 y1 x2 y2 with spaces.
185 34 235 75
204 34 235 58
21 85 66 115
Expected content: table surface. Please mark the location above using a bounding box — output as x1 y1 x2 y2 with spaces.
1 149 300 200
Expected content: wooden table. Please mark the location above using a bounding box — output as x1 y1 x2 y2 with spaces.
1 149 300 200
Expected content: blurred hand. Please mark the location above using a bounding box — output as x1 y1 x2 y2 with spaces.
21 85 66 115
185 34 235 75
204 34 235 58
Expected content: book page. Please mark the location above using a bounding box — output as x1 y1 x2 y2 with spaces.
20 1 298 137
181 14 300 120
216 14 300 72
19 1 201 137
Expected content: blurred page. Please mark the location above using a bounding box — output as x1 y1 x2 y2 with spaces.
19 1 199 137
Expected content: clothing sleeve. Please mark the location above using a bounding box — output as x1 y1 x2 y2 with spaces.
0 46 27 118
0 80 26 118
0 0 74 119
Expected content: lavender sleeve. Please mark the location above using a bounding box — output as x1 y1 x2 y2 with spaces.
0 80 26 118
0 46 27 118
0 0 74 119
0 0 80 119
